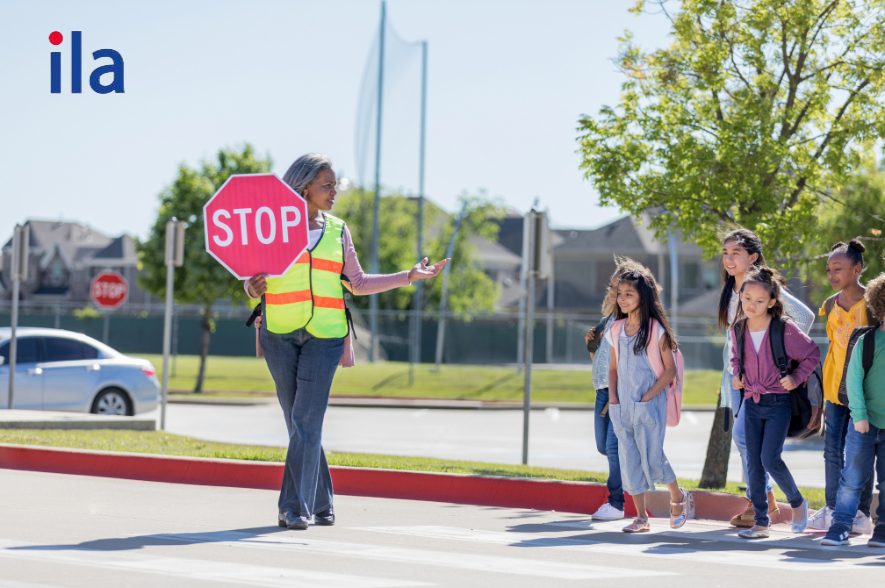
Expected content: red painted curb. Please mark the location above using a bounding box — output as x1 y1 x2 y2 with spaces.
0 444 760 521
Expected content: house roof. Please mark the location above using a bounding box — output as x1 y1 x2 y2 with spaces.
89 234 138 264
554 215 704 257
2 220 137 269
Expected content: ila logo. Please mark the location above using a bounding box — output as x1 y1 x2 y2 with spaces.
49 31 124 94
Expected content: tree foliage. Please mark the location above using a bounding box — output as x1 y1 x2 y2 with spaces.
332 188 503 316
578 0 884 265
138 144 272 391
803 152 885 298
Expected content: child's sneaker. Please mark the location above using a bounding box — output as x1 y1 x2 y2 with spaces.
791 499 809 533
850 511 873 536
738 525 770 539
821 524 851 546
807 506 833 530
591 502 625 521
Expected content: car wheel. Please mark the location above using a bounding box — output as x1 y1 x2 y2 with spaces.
91 388 132 416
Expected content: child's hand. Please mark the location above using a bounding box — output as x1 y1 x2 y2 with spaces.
254 315 262 330
732 375 744 389
584 328 597 344
854 419 870 434
640 391 656 402
779 375 798 391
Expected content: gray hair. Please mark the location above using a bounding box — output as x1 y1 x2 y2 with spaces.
282 153 333 194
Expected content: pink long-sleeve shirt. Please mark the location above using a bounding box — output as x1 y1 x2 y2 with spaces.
247 221 412 367
729 318 820 403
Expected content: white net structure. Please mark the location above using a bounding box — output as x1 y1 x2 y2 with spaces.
354 6 424 195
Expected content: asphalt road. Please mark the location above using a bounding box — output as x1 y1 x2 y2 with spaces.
149 403 827 487
0 469 880 588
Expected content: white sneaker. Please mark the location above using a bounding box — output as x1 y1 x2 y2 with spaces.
791 499 809 533
591 502 625 521
807 506 833 530
851 511 873 536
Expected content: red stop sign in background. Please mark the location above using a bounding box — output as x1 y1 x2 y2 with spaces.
203 174 309 279
91 271 128 310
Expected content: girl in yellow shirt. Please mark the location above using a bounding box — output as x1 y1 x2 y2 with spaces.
808 239 874 535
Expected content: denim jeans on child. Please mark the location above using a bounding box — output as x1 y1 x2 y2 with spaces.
731 383 773 494
744 393 804 526
260 325 344 517
829 422 885 535
824 401 874 514
594 388 624 510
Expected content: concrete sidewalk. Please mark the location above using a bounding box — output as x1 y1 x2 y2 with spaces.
0 469 881 588
0 409 155 431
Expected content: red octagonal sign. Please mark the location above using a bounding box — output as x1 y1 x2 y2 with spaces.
91 271 128 310
203 174 309 279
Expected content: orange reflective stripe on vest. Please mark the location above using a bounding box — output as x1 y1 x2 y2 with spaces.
311 258 343 274
265 290 311 305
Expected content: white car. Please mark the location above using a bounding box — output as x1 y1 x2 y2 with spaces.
0 328 159 416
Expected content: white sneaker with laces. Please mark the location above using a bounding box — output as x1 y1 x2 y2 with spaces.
807 506 833 530
851 511 873 536
591 502 625 521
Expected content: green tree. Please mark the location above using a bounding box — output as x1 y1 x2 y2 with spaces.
138 145 272 392
577 0 884 489
578 0 884 265
803 153 885 298
332 189 503 315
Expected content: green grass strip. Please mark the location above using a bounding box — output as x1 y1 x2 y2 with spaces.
144 355 723 406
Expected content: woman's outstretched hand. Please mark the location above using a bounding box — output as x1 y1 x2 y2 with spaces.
408 257 449 282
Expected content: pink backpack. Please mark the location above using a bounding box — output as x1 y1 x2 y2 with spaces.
609 319 684 427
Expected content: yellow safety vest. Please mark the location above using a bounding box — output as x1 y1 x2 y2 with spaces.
261 214 349 338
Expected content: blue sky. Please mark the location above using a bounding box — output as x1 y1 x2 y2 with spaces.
0 0 671 245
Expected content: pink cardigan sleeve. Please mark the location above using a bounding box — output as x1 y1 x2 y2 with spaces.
341 224 412 294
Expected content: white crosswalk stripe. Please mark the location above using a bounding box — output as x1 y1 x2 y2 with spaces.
150 530 672 580
0 538 425 588
355 522 882 572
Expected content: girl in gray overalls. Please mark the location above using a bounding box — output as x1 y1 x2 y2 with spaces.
605 267 692 533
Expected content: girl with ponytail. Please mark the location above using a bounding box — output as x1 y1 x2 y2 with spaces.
718 229 815 528
808 238 876 534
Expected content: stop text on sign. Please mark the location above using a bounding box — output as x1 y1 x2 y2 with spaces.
210 206 302 247
92 281 126 299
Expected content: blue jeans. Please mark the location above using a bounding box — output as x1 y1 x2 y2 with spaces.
831 423 885 532
731 384 773 494
594 388 624 510
744 394 804 526
824 401 874 514
260 326 344 517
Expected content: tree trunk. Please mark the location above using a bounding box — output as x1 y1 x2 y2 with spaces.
699 392 733 489
193 305 213 393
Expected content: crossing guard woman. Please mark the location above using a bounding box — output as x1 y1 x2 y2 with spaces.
246 153 448 530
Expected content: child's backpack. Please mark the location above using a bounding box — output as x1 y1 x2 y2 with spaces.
609 319 684 427
734 317 823 438
836 322 881 406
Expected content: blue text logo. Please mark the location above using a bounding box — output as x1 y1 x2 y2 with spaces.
49 31 124 94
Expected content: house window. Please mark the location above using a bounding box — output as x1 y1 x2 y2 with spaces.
45 257 67 288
